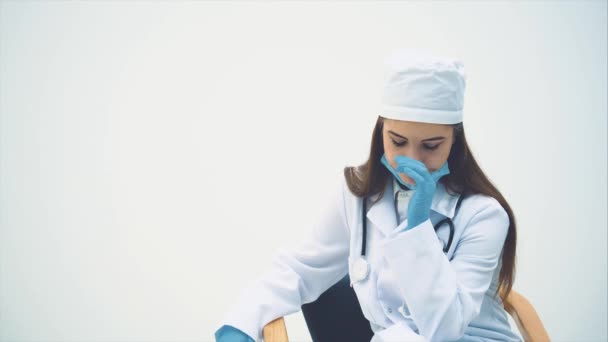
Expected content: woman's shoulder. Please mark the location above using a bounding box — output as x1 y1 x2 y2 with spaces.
330 169 363 215
458 192 509 226
457 192 510 241
461 192 504 211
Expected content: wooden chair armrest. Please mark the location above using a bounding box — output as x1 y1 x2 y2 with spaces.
263 317 289 342
504 290 550 342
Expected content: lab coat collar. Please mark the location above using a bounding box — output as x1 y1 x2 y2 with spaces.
367 177 460 237
392 177 413 199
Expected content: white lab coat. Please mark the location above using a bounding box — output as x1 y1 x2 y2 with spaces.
219 171 521 341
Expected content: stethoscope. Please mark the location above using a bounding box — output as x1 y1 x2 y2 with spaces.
350 189 465 286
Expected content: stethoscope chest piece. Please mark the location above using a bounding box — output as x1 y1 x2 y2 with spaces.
350 257 370 286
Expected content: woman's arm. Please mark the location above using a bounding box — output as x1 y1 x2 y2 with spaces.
380 195 509 341
217 171 351 341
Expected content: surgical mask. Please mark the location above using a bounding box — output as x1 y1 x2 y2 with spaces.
381 153 417 190
380 153 450 190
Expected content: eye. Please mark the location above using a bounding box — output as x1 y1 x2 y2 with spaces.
391 139 440 151
391 138 406 147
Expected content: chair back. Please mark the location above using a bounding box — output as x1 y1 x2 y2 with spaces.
301 274 373 342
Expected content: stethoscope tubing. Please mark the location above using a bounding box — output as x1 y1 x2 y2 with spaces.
360 191 465 256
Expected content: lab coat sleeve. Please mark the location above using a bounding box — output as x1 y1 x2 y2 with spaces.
380 196 509 341
219 172 351 342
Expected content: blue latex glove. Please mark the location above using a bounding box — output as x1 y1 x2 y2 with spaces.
215 325 255 342
395 155 450 230
382 154 450 230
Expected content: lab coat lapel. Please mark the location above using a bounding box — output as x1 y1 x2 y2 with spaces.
366 182 398 237
431 181 461 219
366 179 460 237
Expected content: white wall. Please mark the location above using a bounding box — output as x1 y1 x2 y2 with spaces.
1 1 606 341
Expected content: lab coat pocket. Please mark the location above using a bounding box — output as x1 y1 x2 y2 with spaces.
394 294 421 335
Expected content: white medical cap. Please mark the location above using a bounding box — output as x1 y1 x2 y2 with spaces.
380 49 466 124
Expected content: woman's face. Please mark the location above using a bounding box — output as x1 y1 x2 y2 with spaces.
382 118 455 186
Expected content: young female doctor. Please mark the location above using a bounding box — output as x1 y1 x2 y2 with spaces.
215 50 520 341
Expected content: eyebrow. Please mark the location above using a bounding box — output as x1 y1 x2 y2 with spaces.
388 130 446 142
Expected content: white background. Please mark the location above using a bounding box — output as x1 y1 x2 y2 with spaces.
1 1 606 341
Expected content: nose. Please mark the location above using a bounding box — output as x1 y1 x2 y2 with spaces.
400 152 423 165
394 153 430 173
401 145 423 162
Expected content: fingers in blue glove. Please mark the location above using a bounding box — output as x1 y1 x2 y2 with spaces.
381 154 451 191
215 325 255 342
394 156 432 185
394 155 429 176
399 166 425 185
395 155 451 184
380 154 417 189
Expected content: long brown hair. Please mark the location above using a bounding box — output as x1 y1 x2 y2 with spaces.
344 115 516 303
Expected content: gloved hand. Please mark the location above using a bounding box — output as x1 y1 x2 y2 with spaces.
381 153 417 190
392 155 450 230
215 325 255 342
